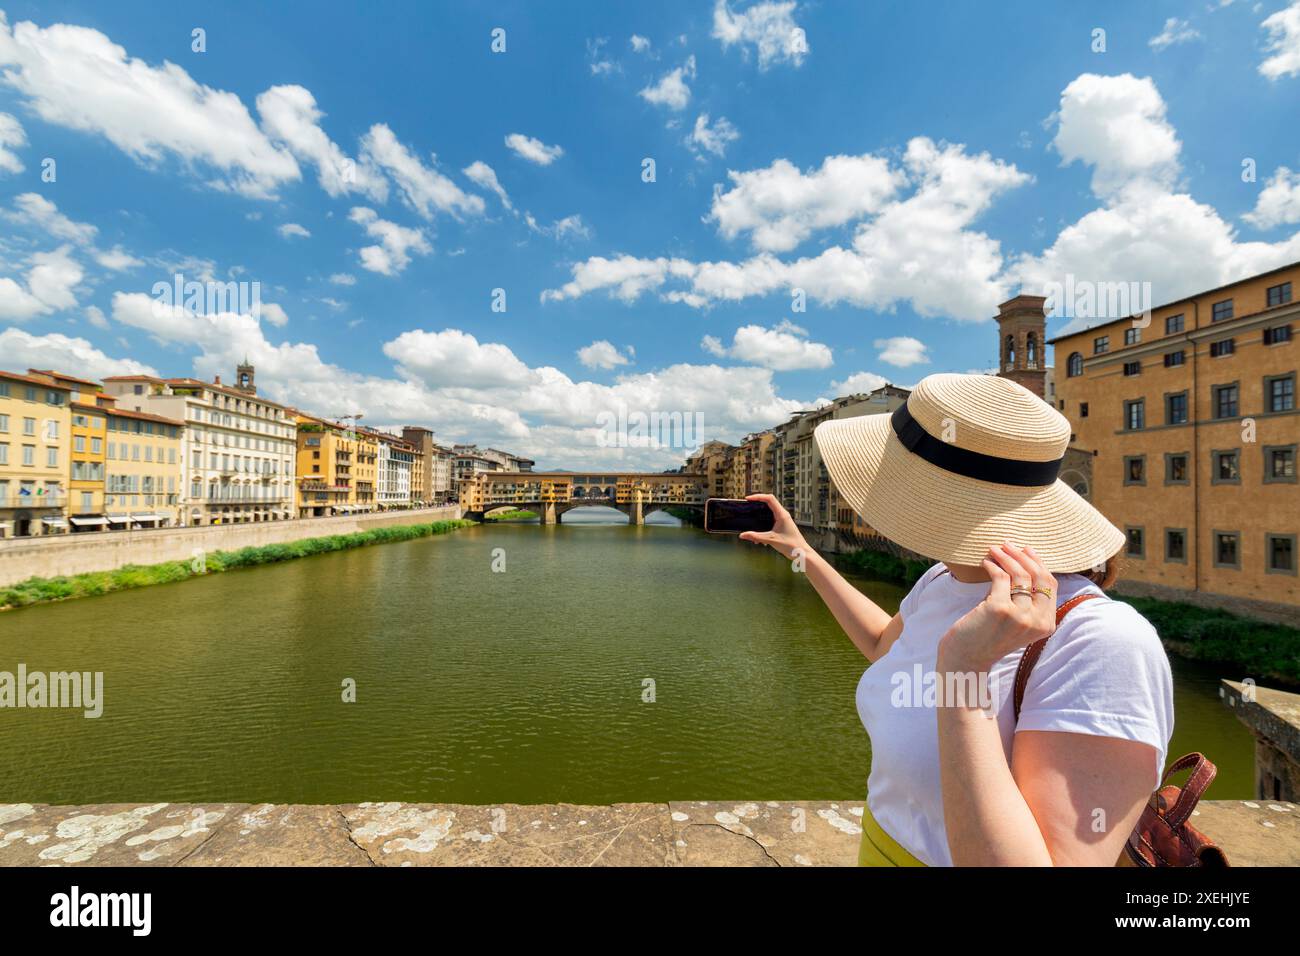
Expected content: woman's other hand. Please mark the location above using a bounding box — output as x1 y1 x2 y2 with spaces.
937 543 1058 673
739 493 813 561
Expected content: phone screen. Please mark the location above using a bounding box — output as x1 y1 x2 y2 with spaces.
704 498 776 534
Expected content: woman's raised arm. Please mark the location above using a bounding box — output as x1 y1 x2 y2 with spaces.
740 494 902 661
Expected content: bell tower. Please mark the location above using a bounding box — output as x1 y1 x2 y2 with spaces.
995 295 1047 399
235 358 256 395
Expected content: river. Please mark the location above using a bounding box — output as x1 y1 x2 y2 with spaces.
0 508 1256 805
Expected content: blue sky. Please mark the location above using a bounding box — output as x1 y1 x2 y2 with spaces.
1 1 1299 468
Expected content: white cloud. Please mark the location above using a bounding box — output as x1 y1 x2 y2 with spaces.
0 12 298 198
1244 165 1300 228
0 111 26 173
525 212 590 241
361 124 485 219
6 192 97 243
260 302 289 327
329 272 357 286
463 160 513 211
712 0 808 70
708 153 902 252
830 371 889 396
874 335 929 367
277 222 311 240
1260 2 1300 79
702 319 832 370
1051 73 1180 196
545 137 1029 321
577 340 634 370
0 326 156 378
348 207 431 276
638 56 696 111
94 245 143 271
1011 74 1300 313
587 37 618 77
687 113 740 159
1149 18 1200 51
504 133 564 166
0 245 84 321
256 84 388 201
630 35 651 53
85 304 108 329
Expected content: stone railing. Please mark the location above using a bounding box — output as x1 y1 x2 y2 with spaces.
0 798 1293 866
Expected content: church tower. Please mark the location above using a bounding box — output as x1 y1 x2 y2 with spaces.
995 295 1047 399
235 359 256 395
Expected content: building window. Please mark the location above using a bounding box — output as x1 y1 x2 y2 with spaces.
1124 328 1141 346
1123 455 1146 485
1267 534 1297 575
1266 282 1292 307
1125 526 1145 558
1211 299 1234 322
1080 402 1089 418
1165 528 1187 563
1124 399 1145 430
1165 453 1189 485
1163 350 1185 368
1209 338 1235 358
1165 391 1189 425
1212 449 1240 484
1093 336 1109 355
1066 352 1083 377
1264 445 1297 483
1212 383 1239 419
1165 313 1185 334
1214 531 1240 569
1123 360 1141 376
1265 374 1295 413
1264 324 1292 345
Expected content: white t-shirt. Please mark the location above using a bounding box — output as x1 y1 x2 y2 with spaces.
855 564 1174 867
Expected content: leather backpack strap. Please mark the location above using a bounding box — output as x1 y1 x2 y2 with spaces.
1159 752 1217 828
1013 593 1102 721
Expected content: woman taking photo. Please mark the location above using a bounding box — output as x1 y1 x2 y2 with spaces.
741 373 1173 867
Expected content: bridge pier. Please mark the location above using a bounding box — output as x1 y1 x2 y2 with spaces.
631 500 644 526
539 501 558 525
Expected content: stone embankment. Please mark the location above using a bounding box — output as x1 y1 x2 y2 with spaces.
0 506 462 588
0 799 1293 866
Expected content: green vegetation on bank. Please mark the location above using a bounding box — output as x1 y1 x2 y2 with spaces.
484 509 537 521
835 546 1300 688
0 519 477 612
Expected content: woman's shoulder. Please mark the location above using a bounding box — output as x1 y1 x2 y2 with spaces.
899 563 950 613
1048 576 1167 664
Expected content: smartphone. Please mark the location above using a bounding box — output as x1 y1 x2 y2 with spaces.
704 497 776 534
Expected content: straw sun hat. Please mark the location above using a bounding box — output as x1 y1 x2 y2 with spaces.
813 373 1125 573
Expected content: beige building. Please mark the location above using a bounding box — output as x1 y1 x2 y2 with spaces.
1049 262 1298 616
104 405 185 528
103 364 297 525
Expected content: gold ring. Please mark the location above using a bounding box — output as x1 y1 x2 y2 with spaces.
1033 586 1054 600
1009 585 1033 598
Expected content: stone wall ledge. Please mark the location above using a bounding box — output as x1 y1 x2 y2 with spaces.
1 799 1294 866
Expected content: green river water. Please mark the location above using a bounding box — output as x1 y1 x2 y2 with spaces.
0 509 1255 805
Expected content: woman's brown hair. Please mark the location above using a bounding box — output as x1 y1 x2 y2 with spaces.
1082 552 1122 591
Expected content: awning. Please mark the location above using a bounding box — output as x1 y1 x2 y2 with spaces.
41 516 67 527
69 516 107 527
130 513 162 523
106 513 129 524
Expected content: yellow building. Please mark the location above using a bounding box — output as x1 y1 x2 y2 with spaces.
68 400 108 531
294 413 355 517
1050 262 1298 618
0 370 72 537
104 405 185 528
354 428 377 512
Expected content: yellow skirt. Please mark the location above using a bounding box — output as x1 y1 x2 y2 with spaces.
858 802 926 867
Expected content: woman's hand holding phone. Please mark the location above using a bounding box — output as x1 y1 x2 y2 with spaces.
738 494 813 561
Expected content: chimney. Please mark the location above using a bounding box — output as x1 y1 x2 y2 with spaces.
214 375 222 385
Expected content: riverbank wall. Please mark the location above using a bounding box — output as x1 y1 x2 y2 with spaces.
0 799 1292 866
0 505 462 588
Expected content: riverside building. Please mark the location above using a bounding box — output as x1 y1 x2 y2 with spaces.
1049 261 1299 618
0 370 71 537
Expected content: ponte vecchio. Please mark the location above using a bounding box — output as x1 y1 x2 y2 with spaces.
459 471 708 525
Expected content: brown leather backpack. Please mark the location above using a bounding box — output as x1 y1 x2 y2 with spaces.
1014 593 1229 867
